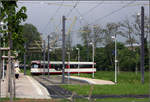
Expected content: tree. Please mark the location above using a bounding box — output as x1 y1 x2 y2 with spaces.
119 18 136 51
22 23 41 45
80 25 92 61
102 23 120 68
22 23 42 63
80 25 104 61
0 1 27 51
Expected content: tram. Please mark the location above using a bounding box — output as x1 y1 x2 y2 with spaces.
30 60 96 75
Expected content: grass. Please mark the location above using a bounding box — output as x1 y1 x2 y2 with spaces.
72 71 150 83
20 68 31 76
61 71 150 95
1 98 150 102
62 98 150 102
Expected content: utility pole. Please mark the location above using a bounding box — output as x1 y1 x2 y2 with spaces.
76 48 80 76
0 35 1 98
24 43 26 75
62 16 66 83
141 6 144 84
43 41 46 77
48 35 50 77
67 51 70 83
115 34 117 83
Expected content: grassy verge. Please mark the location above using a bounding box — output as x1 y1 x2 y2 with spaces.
1 98 149 102
20 68 31 76
61 71 150 95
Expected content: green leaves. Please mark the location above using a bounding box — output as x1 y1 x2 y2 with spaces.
0 1 27 59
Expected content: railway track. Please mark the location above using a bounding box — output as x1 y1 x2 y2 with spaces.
33 76 73 98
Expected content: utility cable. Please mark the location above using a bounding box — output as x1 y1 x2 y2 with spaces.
90 0 136 25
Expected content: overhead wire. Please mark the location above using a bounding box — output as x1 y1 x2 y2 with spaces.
41 0 64 33
90 0 136 25
82 1 104 17
41 0 65 41
75 7 90 25
73 0 104 27
65 0 79 17
54 0 79 37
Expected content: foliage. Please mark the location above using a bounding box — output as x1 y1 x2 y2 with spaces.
0 1 27 50
22 23 41 44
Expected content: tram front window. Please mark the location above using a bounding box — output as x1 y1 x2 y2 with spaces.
32 64 39 68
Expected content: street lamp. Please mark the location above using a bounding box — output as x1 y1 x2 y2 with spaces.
112 34 117 83
89 42 95 78
76 48 80 76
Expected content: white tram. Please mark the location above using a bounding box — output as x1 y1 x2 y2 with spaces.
30 60 96 75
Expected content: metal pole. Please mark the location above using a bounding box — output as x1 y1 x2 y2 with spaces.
77 49 80 76
0 8 1 98
62 16 66 83
24 43 26 75
141 6 144 84
43 41 46 77
8 27 13 102
92 44 95 78
2 38 5 80
10 59 13 101
67 52 70 83
48 35 50 77
115 34 117 83
0 35 1 98
2 57 4 80
12 62 15 98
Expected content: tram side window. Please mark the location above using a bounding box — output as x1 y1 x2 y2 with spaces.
32 64 39 68
51 64 62 70
41 64 48 68
70 64 78 68
79 65 92 68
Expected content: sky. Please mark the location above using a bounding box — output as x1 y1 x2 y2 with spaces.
17 1 149 46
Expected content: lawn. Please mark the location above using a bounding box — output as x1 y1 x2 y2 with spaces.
61 71 150 96
20 68 31 76
1 98 150 102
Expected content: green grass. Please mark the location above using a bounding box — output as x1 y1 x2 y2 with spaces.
20 68 31 76
72 71 150 83
1 98 150 102
61 98 150 102
61 71 150 95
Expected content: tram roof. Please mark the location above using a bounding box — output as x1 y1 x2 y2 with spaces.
31 61 96 65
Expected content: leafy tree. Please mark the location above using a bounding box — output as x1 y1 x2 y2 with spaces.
80 25 91 61
102 23 120 45
80 25 104 61
22 23 42 63
119 18 136 51
22 23 41 45
0 1 27 52
118 48 136 71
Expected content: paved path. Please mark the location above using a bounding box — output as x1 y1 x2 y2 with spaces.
68 76 115 85
0 73 51 99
